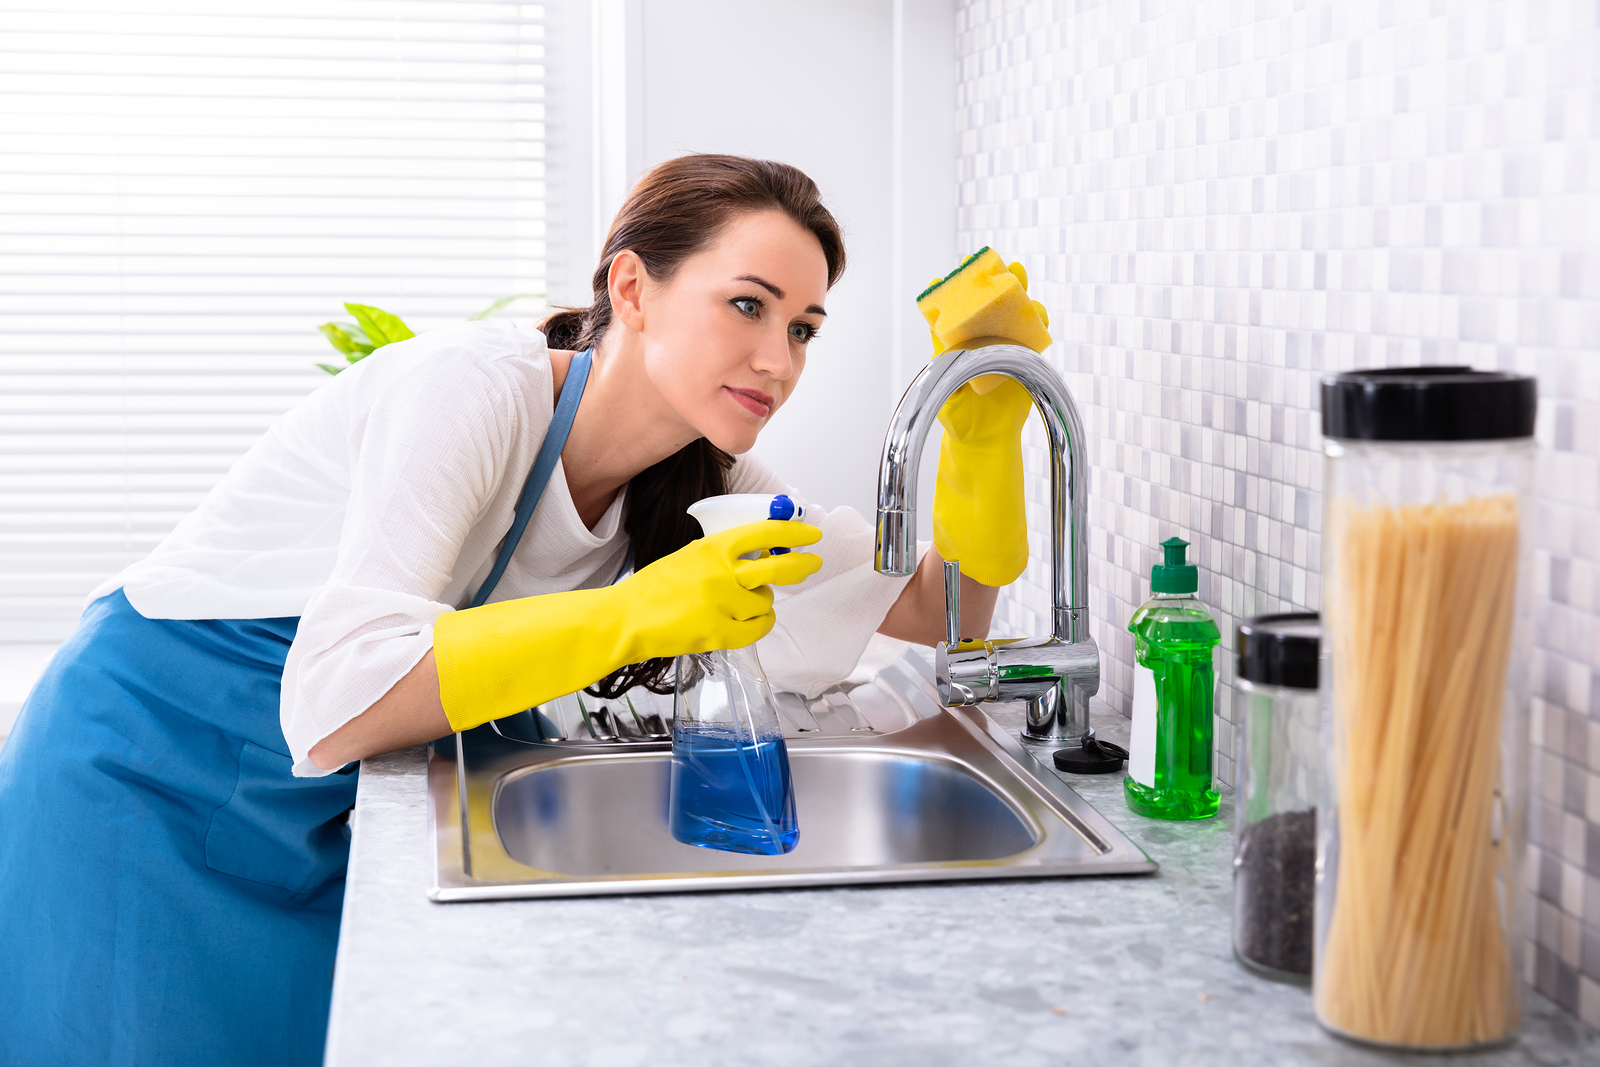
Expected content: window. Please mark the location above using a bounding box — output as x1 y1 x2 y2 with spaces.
1 1 548 639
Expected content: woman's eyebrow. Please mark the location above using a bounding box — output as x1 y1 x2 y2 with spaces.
735 273 785 299
733 273 828 317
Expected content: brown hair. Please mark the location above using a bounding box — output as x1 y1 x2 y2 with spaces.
541 153 845 697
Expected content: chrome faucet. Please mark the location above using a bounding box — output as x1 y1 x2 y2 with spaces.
875 344 1100 747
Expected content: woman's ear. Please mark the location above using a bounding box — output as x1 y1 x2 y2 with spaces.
608 250 647 333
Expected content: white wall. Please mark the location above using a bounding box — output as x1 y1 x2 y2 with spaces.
585 0 955 520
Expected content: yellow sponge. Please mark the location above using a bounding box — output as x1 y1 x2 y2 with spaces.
916 247 1052 355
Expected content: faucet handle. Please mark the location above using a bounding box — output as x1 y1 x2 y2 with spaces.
943 558 961 650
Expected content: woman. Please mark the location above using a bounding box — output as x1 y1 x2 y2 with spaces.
0 155 1021 1066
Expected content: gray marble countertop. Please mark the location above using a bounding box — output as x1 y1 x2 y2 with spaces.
325 703 1599 1067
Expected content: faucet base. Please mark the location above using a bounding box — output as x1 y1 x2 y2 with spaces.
1020 726 1094 749
1018 657 1097 744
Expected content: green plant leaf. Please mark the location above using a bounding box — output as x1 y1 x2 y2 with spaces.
316 362 348 376
344 303 415 347
467 293 545 321
318 321 375 358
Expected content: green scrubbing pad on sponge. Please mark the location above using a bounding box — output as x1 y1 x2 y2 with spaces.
916 246 1052 355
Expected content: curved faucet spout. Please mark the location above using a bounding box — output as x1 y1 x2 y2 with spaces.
874 345 1090 645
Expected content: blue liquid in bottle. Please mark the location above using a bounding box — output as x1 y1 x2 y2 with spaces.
669 720 799 855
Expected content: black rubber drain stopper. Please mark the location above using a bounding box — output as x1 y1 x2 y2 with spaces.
1053 737 1128 775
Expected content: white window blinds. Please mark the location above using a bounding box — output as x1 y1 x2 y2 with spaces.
1 1 548 640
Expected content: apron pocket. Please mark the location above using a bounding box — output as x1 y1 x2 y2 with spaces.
205 740 357 895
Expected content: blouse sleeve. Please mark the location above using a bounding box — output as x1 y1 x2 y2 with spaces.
279 342 533 776
727 455 924 697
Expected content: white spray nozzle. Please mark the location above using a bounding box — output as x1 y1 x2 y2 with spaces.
688 494 814 553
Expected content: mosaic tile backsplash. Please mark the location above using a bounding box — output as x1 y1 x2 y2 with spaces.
953 0 1600 1025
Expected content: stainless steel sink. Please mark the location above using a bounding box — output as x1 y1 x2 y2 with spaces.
427 651 1155 900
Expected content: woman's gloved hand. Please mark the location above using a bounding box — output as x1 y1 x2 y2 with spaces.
433 520 822 732
918 250 1051 588
933 375 1034 587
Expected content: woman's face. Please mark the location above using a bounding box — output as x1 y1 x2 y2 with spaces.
631 209 829 455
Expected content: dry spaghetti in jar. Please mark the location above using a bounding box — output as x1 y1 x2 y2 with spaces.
1316 367 1536 1051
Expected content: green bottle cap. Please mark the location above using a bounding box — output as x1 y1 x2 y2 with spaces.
1151 536 1198 594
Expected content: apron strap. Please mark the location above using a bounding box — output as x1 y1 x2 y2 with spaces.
470 348 593 608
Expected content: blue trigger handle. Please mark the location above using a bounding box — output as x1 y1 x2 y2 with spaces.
769 494 796 555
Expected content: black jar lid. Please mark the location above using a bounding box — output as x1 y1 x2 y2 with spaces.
1320 366 1536 441
1237 613 1320 690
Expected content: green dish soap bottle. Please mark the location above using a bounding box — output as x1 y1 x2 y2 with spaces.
1124 537 1221 820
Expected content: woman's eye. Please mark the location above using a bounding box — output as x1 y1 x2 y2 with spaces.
789 322 818 344
732 297 761 317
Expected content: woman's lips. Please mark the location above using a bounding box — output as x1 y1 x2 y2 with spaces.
725 386 774 418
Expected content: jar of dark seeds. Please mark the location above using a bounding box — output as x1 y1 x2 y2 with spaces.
1232 613 1320 982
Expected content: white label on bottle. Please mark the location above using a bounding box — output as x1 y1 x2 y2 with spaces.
1129 664 1157 787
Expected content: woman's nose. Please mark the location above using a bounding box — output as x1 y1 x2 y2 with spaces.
750 330 796 380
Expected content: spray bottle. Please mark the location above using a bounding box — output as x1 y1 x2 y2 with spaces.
668 494 813 855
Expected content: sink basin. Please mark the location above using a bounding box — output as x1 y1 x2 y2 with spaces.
496 744 1041 875
427 651 1155 900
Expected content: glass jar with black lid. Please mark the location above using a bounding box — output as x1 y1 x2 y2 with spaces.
1316 366 1535 1050
1232 612 1320 983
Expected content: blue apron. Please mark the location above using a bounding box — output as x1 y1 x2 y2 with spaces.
0 349 592 1066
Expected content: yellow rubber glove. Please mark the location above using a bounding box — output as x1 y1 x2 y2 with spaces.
932 376 1034 586
917 248 1051 587
433 520 823 732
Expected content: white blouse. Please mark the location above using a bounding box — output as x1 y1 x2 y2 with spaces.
89 321 916 776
